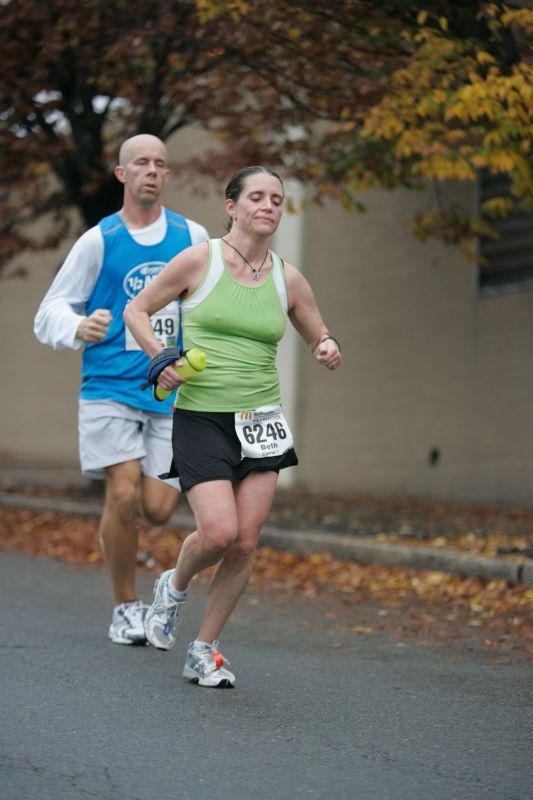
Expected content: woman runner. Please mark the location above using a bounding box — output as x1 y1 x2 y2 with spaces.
123 165 342 688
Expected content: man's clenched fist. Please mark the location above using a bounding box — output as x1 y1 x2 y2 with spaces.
76 309 112 343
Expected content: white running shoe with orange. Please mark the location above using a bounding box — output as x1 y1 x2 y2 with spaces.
183 641 235 688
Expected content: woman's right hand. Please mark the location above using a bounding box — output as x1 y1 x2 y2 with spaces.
157 360 188 390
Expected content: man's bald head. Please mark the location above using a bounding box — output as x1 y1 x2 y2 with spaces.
114 133 170 211
118 134 167 167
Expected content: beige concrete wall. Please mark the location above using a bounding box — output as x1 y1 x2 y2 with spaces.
299 186 533 504
2 133 532 504
0 251 81 466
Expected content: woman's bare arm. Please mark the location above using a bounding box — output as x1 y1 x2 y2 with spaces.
284 263 342 371
123 242 208 389
124 243 207 354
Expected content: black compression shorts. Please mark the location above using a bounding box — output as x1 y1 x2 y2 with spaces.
162 408 298 492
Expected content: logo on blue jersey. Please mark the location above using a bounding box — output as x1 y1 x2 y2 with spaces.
123 262 166 298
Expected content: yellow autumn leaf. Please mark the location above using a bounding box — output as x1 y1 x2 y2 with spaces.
33 162 50 177
486 150 518 172
501 8 533 35
485 4 499 18
195 0 248 22
476 51 496 65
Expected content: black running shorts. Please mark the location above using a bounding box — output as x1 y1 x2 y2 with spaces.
162 408 298 492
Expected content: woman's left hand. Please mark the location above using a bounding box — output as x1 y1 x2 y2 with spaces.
314 338 342 371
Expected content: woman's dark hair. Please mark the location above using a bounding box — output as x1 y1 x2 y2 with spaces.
224 166 284 231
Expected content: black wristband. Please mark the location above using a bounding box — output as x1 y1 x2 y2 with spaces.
316 335 341 352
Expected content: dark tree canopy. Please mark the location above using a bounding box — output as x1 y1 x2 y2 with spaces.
1 0 531 273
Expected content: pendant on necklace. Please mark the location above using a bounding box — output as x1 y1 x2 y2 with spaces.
253 270 259 281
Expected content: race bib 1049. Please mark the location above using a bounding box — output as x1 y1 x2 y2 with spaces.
125 301 180 350
234 406 294 459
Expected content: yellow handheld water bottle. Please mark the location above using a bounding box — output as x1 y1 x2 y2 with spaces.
154 348 207 401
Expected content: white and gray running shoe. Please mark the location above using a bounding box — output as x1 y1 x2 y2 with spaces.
108 600 148 645
183 641 235 688
143 569 185 650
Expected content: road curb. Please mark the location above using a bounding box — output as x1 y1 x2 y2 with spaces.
1 492 531 587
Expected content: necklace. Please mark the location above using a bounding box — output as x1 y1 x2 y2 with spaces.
223 238 269 281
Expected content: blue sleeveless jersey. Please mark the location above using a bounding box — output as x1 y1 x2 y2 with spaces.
80 209 192 413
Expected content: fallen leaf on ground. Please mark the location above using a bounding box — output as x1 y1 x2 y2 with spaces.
1 506 531 660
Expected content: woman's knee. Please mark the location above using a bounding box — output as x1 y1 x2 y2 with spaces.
198 520 238 556
227 534 258 564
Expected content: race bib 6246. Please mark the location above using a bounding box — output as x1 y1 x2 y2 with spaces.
235 406 293 459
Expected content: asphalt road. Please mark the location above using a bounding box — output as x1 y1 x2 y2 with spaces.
1 553 531 800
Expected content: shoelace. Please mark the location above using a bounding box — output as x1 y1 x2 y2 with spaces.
163 606 179 636
211 640 230 665
191 641 230 674
161 577 184 635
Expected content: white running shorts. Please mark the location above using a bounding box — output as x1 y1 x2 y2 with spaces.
78 398 180 490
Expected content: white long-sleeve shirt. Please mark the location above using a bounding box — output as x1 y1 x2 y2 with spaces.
34 209 208 351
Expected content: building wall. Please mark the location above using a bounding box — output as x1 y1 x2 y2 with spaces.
1 130 532 503
298 187 533 504
0 253 81 465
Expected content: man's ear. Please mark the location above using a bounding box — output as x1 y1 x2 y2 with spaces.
114 165 126 184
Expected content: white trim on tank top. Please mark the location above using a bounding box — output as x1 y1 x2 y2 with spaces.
181 238 288 315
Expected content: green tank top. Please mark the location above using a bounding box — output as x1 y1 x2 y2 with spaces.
176 238 288 412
